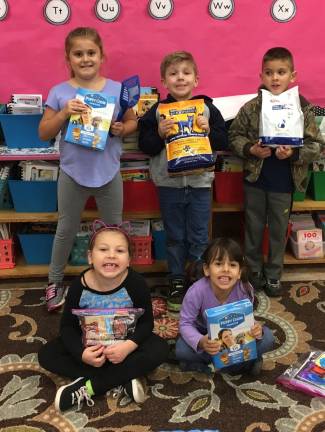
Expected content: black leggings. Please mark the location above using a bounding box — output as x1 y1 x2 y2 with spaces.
38 333 169 395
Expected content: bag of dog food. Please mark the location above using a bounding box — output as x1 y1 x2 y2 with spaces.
259 86 304 147
158 99 214 176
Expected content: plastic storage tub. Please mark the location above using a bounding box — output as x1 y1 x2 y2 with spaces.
8 180 57 212
18 233 54 265
152 230 167 260
214 172 244 205
0 114 50 148
123 181 160 212
309 172 325 201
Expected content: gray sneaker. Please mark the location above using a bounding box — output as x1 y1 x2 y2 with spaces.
45 282 66 312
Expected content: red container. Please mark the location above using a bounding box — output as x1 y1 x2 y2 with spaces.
214 172 244 204
131 236 153 265
0 239 15 269
85 196 97 209
123 181 160 212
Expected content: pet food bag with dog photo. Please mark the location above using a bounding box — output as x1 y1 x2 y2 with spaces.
158 99 214 176
259 86 304 147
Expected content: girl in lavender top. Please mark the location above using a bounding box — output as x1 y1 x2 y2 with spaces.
39 27 137 312
176 238 274 375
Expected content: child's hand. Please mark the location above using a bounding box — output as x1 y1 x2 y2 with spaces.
82 344 106 367
198 335 221 355
196 115 210 133
158 118 175 139
63 99 87 118
275 145 293 160
249 141 272 159
110 121 125 137
104 340 137 364
250 322 263 340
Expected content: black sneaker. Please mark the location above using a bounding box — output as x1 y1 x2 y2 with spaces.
124 377 146 403
264 279 282 297
249 272 266 291
54 377 94 412
167 278 184 312
45 282 67 312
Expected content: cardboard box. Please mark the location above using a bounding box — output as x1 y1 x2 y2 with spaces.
290 229 324 259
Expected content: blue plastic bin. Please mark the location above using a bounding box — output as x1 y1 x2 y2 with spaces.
152 230 167 260
18 233 54 265
0 114 50 148
8 180 57 212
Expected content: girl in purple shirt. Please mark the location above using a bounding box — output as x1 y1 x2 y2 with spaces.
39 27 137 312
176 238 274 375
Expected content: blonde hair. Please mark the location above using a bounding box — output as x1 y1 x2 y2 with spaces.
160 51 198 78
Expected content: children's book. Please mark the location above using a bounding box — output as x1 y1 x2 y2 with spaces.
158 99 214 176
205 299 257 369
72 308 144 347
65 88 116 151
277 351 325 397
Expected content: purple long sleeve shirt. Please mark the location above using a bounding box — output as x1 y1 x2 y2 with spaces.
179 277 254 352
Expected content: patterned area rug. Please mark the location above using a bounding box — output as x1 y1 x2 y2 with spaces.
0 281 325 432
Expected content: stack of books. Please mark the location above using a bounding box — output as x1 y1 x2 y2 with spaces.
120 159 150 182
6 94 43 115
19 160 59 181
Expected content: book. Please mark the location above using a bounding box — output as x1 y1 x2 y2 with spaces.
19 160 59 181
6 94 43 115
205 299 257 369
158 99 214 176
65 88 116 151
277 351 325 397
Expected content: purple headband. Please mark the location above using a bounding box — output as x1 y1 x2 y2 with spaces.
89 219 131 248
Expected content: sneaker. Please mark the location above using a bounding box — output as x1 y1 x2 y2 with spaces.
46 282 66 312
264 279 282 297
167 278 184 312
249 272 266 291
124 377 146 404
54 377 94 412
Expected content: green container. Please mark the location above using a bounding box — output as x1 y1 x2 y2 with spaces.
293 171 311 202
310 172 325 201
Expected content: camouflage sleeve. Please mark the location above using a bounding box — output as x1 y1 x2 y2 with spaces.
228 103 258 159
293 105 323 165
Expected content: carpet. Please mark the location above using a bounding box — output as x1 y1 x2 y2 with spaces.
0 281 324 432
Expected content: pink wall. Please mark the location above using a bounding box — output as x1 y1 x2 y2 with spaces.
1 1 324 106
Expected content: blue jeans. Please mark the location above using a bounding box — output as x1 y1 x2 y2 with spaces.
175 326 275 373
158 186 211 280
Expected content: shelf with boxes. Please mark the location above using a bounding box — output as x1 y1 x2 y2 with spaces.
212 153 325 265
0 107 168 279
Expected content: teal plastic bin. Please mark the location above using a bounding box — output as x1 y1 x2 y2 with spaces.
8 180 57 212
152 230 167 260
0 114 50 148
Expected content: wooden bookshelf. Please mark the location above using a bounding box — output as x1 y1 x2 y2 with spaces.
0 256 167 280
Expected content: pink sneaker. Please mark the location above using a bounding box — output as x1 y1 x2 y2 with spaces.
45 282 66 312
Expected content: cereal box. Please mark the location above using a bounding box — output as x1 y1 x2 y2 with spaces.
158 99 214 176
65 88 116 151
205 299 257 369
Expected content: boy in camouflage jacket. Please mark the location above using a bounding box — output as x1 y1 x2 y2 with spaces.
229 47 323 297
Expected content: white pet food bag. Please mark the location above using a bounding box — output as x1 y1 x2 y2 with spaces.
259 86 304 147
